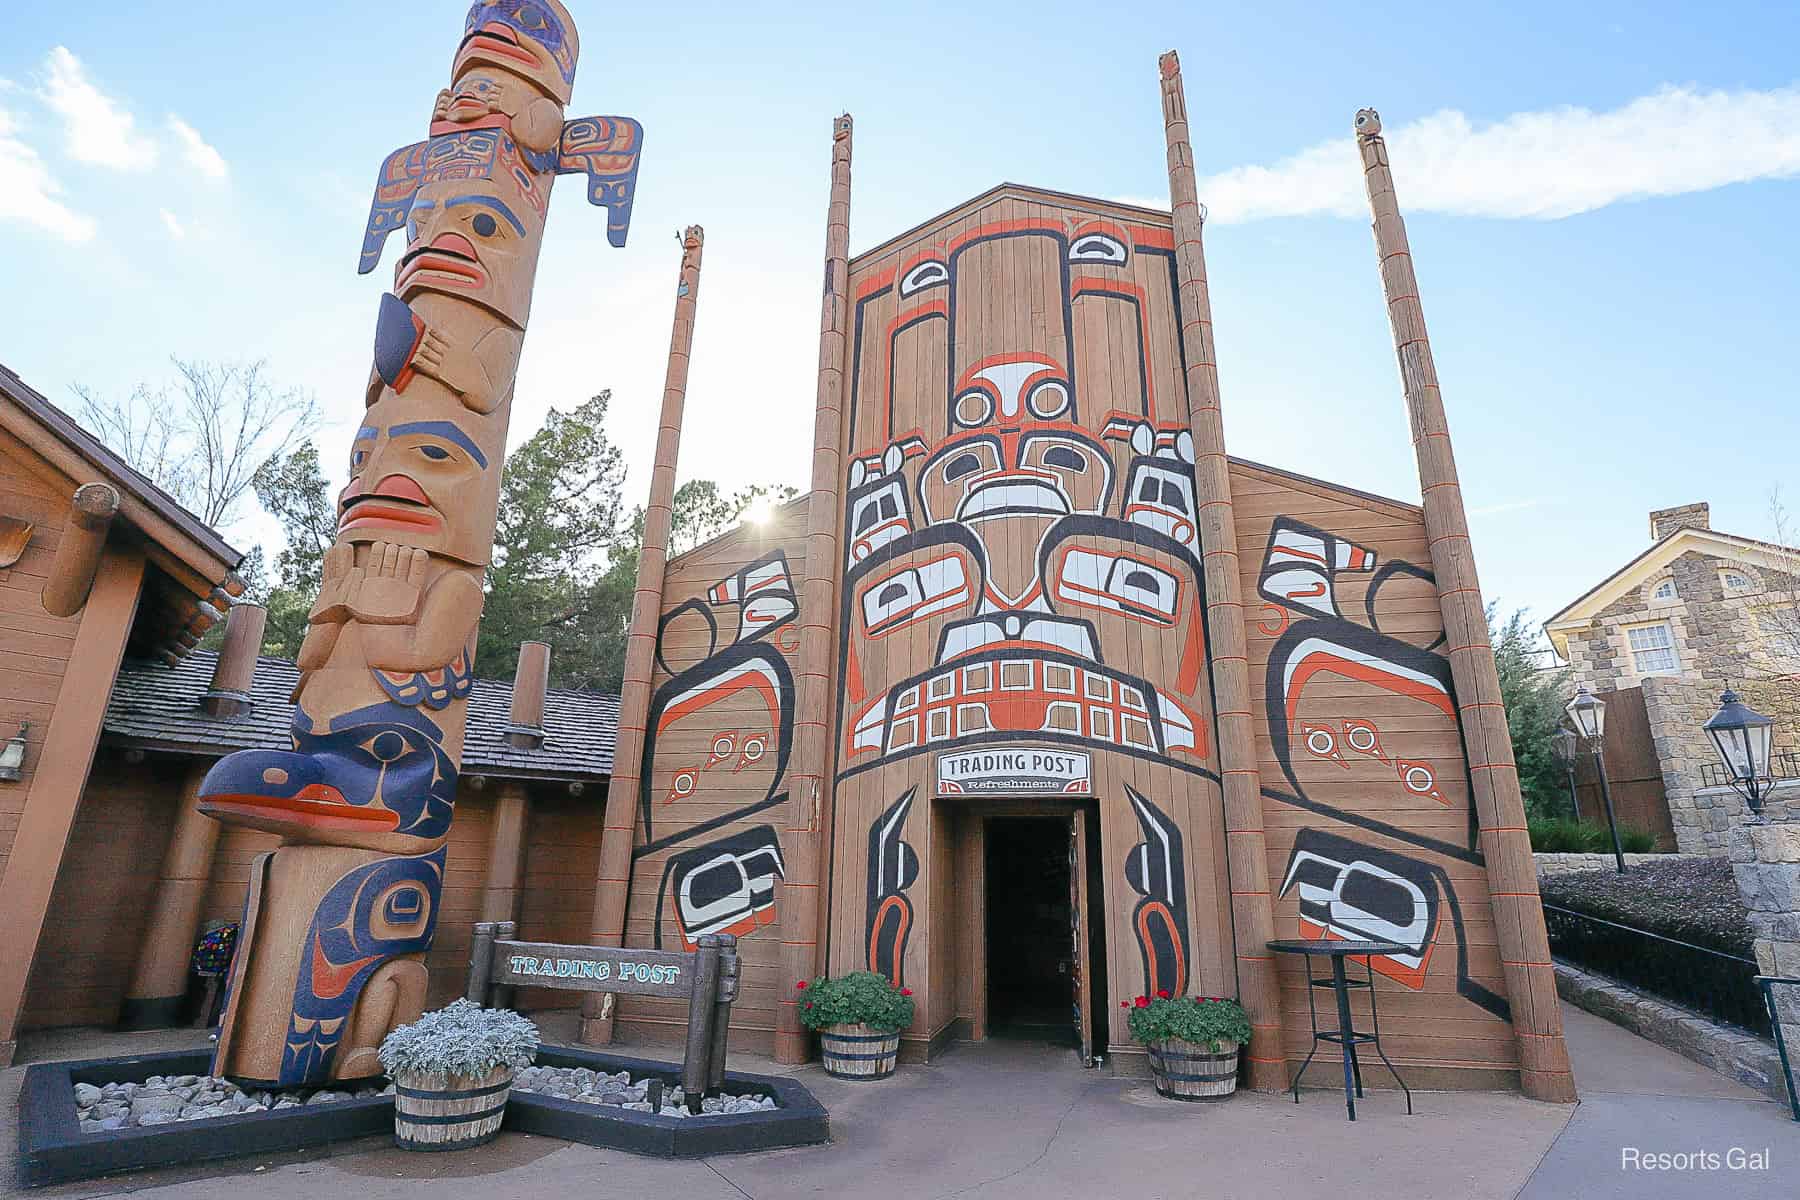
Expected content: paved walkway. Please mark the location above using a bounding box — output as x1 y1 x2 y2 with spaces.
2 1004 1791 1199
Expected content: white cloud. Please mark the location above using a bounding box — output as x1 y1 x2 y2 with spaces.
1188 84 1800 223
159 208 185 239
167 115 227 180
38 46 157 170
0 107 96 242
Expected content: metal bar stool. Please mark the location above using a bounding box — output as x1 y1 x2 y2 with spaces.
1269 938 1413 1121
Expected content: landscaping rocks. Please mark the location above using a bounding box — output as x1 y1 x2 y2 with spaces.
72 1076 389 1132
511 1065 777 1118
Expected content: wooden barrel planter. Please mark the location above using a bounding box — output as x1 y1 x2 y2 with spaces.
819 1022 900 1080
393 1064 516 1150
1146 1038 1239 1101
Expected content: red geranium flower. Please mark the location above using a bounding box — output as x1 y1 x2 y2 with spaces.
804 1000 813 1009
1119 1001 1129 1008
901 987 913 996
795 980 808 990
1134 996 1150 1009
1156 989 1171 1000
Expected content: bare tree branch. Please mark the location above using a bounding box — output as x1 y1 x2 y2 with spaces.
69 357 319 529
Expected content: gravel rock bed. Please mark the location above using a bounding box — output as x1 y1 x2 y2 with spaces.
512 1065 777 1117
73 1074 392 1133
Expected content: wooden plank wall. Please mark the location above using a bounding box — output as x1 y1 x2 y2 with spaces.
822 189 1234 1058
1570 686 1677 849
0 431 79 881
613 516 809 1051
21 756 596 1028
18 755 181 1028
513 788 604 1011
1233 461 1521 1084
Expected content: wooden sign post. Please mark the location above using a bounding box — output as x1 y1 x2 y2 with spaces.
466 923 738 1113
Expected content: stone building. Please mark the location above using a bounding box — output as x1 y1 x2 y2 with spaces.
1545 503 1800 853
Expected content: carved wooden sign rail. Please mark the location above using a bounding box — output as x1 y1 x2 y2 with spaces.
464 922 739 1113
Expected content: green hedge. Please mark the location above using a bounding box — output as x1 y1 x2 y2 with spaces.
1528 817 1655 855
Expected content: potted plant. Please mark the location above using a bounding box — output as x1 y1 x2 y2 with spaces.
795 971 915 1080
1124 992 1251 1101
378 999 540 1149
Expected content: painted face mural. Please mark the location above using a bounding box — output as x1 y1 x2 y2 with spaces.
837 210 1213 781
830 194 1235 1013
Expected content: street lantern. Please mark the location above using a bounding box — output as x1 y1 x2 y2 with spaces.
1703 688 1776 819
1565 688 1625 872
1565 687 1606 741
1551 726 1581 821
1550 727 1579 765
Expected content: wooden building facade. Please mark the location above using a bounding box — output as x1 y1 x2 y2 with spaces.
601 170 1565 1090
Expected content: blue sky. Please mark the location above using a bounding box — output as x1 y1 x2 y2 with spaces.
2 1 1795 635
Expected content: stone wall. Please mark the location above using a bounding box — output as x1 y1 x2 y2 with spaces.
1534 851 1704 877
1640 676 1799 854
1728 820 1800 1110
1563 547 1800 855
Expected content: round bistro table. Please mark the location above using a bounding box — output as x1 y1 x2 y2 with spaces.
1267 938 1414 1121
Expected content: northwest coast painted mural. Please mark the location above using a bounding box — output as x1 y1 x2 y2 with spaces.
825 191 1236 1043
195 0 642 1086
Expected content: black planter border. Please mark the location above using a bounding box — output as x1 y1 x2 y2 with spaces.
17 1044 828 1188
16 1049 389 1188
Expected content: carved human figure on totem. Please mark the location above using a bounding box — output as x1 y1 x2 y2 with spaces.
197 0 642 1087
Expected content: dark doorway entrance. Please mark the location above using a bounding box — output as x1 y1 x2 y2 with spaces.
984 815 1105 1053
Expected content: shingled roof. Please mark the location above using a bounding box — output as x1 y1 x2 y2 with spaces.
102 650 619 782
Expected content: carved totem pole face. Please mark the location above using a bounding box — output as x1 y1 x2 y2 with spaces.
194 0 643 1087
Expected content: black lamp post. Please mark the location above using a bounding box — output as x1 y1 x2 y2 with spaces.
1551 726 1581 821
1703 688 1777 821
1566 687 1626 872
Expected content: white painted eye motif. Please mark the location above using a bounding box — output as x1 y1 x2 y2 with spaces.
1069 233 1126 264
954 388 994 428
899 259 948 297
1026 379 1070 419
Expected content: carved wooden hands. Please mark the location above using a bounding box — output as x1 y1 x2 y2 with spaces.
311 542 427 627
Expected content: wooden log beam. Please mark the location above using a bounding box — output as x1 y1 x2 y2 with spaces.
780 113 855 1065
40 483 120 618
580 226 707 1045
1157 51 1289 1093
122 760 222 1026
1354 106 1575 1103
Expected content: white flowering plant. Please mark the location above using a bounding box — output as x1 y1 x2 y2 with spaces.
377 999 541 1079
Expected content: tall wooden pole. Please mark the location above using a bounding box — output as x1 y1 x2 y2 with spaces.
122 762 223 1027
580 226 707 1044
777 113 854 1064
1157 52 1288 1093
1355 107 1575 1102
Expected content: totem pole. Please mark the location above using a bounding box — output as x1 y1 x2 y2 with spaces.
196 0 643 1087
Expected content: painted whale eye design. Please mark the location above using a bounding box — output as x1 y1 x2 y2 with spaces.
899 259 948 297
1069 233 1126 264
1026 379 1071 419
953 389 994 428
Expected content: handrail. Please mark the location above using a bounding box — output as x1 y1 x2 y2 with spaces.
1540 903 1757 966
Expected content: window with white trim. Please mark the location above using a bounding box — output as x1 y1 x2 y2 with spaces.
1625 622 1680 675
1651 579 1676 601
1721 570 1752 593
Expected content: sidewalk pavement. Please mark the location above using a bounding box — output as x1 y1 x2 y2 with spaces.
2 1003 1791 1199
